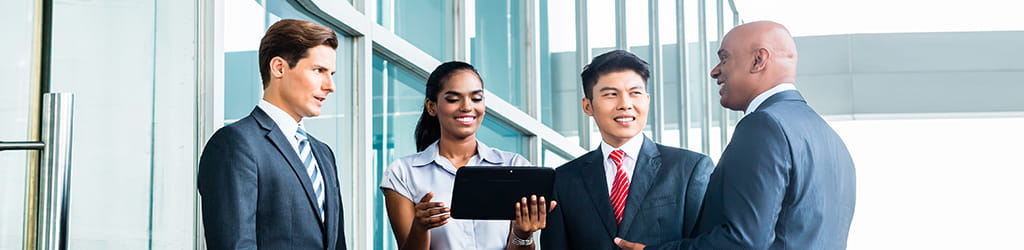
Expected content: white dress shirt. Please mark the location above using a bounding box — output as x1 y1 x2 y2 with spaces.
599 133 645 195
745 83 797 114
380 140 531 250
257 100 304 156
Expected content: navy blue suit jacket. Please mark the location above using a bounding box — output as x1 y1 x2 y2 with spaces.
198 107 347 250
542 136 714 249
651 90 856 249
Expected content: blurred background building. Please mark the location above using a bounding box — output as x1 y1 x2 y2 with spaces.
1 0 1021 249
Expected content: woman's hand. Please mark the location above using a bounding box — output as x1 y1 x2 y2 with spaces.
511 195 557 239
413 192 450 230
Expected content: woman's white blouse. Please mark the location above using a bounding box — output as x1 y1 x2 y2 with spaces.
380 140 531 250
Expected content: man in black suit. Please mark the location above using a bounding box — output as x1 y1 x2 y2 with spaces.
615 21 856 250
198 19 347 249
541 50 714 249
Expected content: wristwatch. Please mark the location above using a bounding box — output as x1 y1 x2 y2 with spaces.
511 232 534 246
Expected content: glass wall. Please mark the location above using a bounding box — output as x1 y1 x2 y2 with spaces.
539 0 579 138
44 0 199 248
467 0 527 111
371 54 423 250
377 0 454 61
0 0 38 249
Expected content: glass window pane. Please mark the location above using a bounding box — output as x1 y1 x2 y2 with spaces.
542 145 571 168
379 0 454 61
0 0 35 248
372 54 425 250
50 0 158 247
684 0 704 152
467 0 527 110
658 0 683 148
706 0 724 159
586 0 616 149
477 118 528 157
540 0 580 139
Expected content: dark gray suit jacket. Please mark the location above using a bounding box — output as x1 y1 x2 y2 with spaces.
198 107 347 250
542 136 714 249
651 90 856 249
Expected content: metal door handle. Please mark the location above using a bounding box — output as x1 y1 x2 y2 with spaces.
2 92 74 250
0 141 45 151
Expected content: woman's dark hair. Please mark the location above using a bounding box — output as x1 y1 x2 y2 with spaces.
414 61 483 152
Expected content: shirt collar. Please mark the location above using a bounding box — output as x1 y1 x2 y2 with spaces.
600 132 645 162
258 99 303 137
410 139 503 167
745 83 797 114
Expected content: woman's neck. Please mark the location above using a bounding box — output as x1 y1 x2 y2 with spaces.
437 135 478 169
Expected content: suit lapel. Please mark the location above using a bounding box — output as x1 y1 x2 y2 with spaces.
618 137 662 237
311 138 339 249
252 108 326 230
579 150 618 237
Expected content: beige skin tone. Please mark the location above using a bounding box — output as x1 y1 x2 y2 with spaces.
383 70 556 250
263 44 337 122
582 71 651 148
613 21 799 250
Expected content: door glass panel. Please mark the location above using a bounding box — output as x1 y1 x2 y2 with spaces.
0 0 38 249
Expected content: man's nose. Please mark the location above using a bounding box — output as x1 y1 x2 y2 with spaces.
710 65 721 79
617 95 634 110
323 76 336 93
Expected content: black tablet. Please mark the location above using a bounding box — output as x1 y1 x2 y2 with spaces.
450 166 555 220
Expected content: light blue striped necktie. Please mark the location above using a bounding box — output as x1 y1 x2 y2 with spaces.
295 127 325 222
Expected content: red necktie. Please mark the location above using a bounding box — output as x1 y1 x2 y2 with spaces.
609 149 630 226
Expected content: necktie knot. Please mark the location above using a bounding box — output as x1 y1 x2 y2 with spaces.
295 127 309 142
609 149 625 168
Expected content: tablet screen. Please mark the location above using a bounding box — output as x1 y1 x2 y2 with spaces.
450 166 555 220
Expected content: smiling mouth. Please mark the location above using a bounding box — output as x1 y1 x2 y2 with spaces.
614 116 636 122
455 115 476 124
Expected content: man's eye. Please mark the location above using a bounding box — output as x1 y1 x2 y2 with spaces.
445 99 459 103
603 93 617 97
471 98 483 102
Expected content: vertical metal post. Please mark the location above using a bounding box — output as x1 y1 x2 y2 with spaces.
648 0 663 142
525 0 542 162
698 0 710 154
716 0 728 151
36 92 74 250
614 0 626 51
676 0 690 149
575 0 591 149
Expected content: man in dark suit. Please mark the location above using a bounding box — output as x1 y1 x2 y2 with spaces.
616 21 856 250
541 50 715 249
198 19 347 250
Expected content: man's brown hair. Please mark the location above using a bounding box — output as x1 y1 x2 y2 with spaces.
258 19 339 88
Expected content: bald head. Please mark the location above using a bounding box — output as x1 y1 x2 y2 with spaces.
710 21 799 111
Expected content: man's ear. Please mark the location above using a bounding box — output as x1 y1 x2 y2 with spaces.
750 47 770 73
270 56 287 78
425 99 437 116
581 97 594 117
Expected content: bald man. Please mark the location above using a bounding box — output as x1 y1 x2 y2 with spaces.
615 21 856 249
